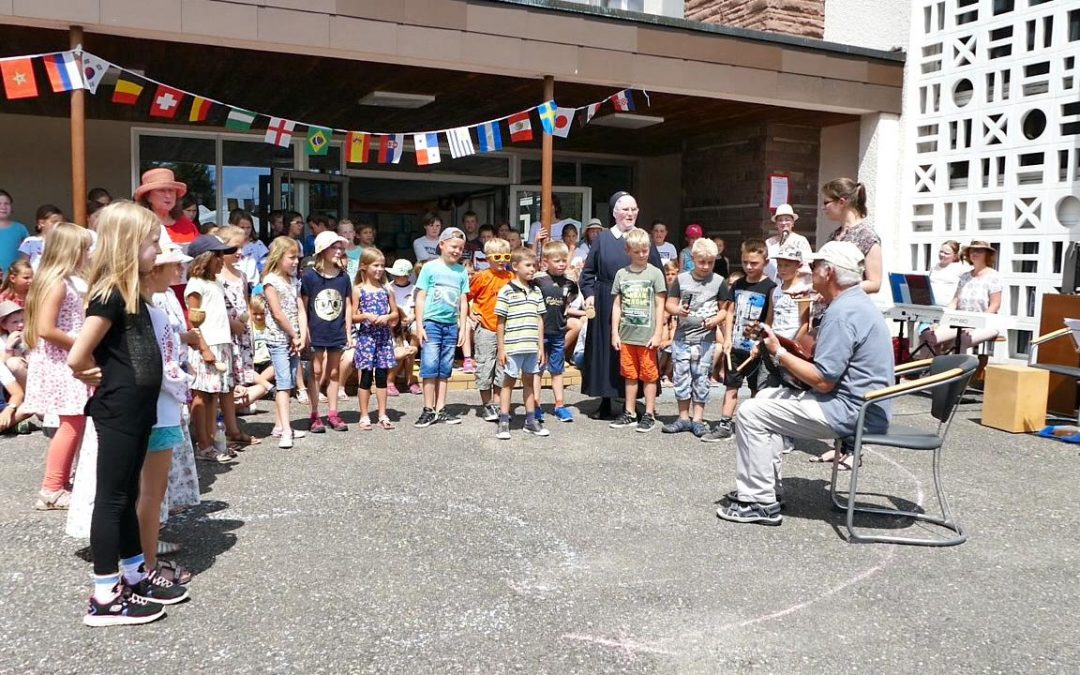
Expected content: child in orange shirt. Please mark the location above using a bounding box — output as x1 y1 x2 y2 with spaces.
468 238 513 421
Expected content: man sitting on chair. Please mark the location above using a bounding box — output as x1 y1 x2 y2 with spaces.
717 241 895 526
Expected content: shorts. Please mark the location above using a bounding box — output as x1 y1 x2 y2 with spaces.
419 320 458 380
473 325 504 391
542 335 566 376
723 347 762 393
148 425 184 453
504 352 541 380
254 360 271 374
673 341 715 403
269 344 300 391
619 344 659 383
311 345 344 353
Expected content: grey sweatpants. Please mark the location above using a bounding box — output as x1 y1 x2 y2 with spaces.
733 387 841 504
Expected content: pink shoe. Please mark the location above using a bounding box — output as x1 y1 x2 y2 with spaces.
387 382 400 397
409 383 422 395
462 357 476 374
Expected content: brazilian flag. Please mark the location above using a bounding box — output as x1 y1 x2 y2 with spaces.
306 126 331 156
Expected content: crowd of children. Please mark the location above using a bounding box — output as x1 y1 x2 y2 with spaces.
1 176 827 627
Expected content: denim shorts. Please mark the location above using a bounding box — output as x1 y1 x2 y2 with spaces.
673 340 715 403
419 320 458 380
541 335 566 375
269 344 300 391
148 425 184 453
504 352 540 380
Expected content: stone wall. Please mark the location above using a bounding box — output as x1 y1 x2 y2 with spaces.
681 123 821 257
685 0 825 39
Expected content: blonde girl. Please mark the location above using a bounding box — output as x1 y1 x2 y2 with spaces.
216 225 261 449
351 248 398 430
300 231 352 433
263 236 309 448
69 201 185 627
23 223 92 510
0 258 32 307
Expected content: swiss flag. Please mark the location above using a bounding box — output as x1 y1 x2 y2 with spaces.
552 107 575 138
508 111 533 143
150 85 185 118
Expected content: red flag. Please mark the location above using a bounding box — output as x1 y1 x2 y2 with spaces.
189 97 212 122
149 85 185 118
1 58 38 99
508 112 532 143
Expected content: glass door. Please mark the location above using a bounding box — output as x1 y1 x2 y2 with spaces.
272 169 349 221
508 185 591 236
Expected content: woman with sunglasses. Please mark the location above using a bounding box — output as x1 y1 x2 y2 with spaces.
919 240 1001 353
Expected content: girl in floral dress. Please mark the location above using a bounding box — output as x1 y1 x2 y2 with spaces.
351 248 398 430
216 226 261 448
22 223 92 510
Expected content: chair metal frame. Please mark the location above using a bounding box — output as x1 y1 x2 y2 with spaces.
829 355 979 547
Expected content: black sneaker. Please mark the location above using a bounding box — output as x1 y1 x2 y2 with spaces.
128 569 190 605
716 500 782 525
700 419 733 443
608 411 637 429
83 587 165 627
414 408 438 428
437 409 462 425
635 413 657 433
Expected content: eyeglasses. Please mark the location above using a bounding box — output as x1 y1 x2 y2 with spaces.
487 253 512 263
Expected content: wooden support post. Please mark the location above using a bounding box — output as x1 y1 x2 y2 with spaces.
70 25 87 226
539 75 554 244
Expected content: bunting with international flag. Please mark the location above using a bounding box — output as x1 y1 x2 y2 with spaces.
446 127 475 159
378 134 404 164
1 58 37 99
476 121 503 153
413 132 441 166
42 52 85 93
346 132 371 163
111 75 144 105
265 117 296 148
189 96 212 122
582 102 602 126
610 89 635 111
536 100 557 135
225 108 256 131
149 85 184 118
81 52 110 94
508 111 533 143
306 126 331 156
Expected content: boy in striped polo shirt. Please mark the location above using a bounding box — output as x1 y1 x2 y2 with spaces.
495 247 548 440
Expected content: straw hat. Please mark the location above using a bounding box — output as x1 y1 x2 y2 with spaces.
964 240 994 252
771 204 799 222
133 168 188 202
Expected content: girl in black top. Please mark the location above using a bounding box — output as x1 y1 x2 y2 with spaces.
69 202 183 627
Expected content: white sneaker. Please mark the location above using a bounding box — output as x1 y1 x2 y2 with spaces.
278 434 294 449
318 392 328 403
337 389 348 401
297 390 310 404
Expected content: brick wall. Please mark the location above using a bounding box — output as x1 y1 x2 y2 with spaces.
685 0 825 39
681 123 820 259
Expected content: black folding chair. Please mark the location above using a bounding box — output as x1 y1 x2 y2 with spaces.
830 354 979 546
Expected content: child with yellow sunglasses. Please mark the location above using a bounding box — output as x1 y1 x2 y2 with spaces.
467 238 515 421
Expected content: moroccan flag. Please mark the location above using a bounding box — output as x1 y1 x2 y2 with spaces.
508 112 532 143
111 76 144 105
377 134 404 164
1 58 38 99
536 100 557 135
306 126 330 156
226 108 255 131
149 85 184 118
42 52 85 93
189 97 212 122
346 132 371 163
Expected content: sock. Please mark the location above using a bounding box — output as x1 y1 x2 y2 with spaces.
119 554 146 585
93 573 121 603
499 413 510 422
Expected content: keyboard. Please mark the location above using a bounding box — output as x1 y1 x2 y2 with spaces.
884 304 1009 331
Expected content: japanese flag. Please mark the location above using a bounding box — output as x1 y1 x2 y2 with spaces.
552 107 575 138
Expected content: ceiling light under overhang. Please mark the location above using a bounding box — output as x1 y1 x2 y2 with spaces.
358 91 436 109
589 113 665 129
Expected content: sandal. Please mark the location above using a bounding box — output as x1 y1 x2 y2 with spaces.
227 433 261 448
837 455 862 472
195 446 233 464
809 451 838 463
156 558 193 585
378 416 395 430
157 540 182 555
358 416 372 431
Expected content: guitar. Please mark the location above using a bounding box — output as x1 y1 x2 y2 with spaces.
735 333 814 391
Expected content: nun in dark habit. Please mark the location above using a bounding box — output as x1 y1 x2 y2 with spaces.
578 191 664 419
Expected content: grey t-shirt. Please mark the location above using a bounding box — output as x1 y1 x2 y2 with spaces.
611 264 668 346
670 271 729 345
810 286 894 436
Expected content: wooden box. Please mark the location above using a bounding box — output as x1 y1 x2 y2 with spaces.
982 365 1049 433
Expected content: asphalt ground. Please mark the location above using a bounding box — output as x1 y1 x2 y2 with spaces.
1 386 1078 673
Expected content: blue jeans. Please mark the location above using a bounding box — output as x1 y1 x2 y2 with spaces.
269 344 300 391
420 320 458 380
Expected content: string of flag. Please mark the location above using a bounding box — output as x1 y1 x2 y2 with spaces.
0 48 652 167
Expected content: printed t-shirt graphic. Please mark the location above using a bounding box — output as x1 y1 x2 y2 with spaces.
730 277 776 352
